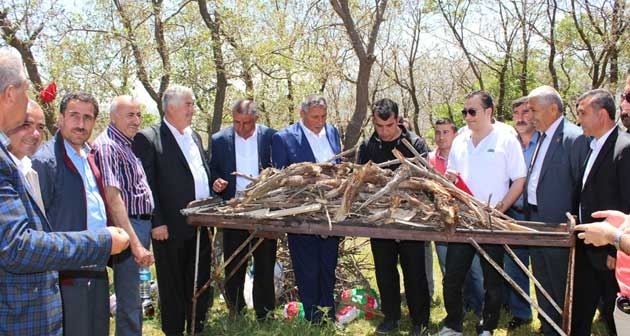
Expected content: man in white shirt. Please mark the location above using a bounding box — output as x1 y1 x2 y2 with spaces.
210 99 277 320
525 85 589 336
439 90 526 336
134 85 213 335
572 89 630 336
7 100 46 212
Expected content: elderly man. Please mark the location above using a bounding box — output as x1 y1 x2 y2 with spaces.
272 94 341 323
7 99 46 211
572 89 630 335
92 96 155 336
525 85 589 336
357 98 430 336
134 85 213 335
502 97 537 330
430 118 484 318
439 90 526 336
0 47 129 336
32 92 116 336
210 99 277 320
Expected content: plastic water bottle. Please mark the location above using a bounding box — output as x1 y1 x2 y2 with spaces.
139 267 154 318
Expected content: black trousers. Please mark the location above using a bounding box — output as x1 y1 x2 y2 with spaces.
370 238 430 327
223 228 277 319
443 242 504 332
530 246 568 336
572 241 618 336
153 229 212 334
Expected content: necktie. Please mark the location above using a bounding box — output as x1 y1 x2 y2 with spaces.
523 132 546 219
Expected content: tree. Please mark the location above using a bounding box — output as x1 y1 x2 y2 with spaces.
330 0 388 149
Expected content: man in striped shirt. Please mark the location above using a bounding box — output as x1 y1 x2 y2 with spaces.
93 95 155 336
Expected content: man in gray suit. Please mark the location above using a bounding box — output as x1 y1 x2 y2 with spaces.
525 85 589 335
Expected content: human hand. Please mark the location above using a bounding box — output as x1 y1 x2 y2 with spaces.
151 225 169 241
574 222 618 247
445 169 459 184
591 210 630 230
107 227 130 255
607 255 616 270
212 178 229 193
132 244 154 267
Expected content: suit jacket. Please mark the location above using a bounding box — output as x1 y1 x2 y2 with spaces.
532 119 590 223
209 125 276 200
0 141 111 336
133 121 212 240
579 127 630 269
271 122 341 168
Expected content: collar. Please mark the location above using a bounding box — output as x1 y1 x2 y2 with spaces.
63 139 90 159
299 120 327 138
518 130 539 148
235 125 258 142
544 116 564 139
107 124 133 146
164 118 191 137
435 149 448 160
590 126 616 150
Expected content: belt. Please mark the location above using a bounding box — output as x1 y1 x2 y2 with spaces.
130 214 153 221
527 203 538 212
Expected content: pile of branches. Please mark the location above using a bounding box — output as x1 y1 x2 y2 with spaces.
212 148 532 234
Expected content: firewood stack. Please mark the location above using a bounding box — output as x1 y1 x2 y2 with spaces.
210 148 534 234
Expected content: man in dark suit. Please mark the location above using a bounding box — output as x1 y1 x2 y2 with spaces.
525 85 589 336
209 99 277 320
0 46 129 336
572 89 630 335
271 94 342 323
134 85 213 336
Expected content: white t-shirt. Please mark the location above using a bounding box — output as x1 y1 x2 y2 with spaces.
448 127 526 206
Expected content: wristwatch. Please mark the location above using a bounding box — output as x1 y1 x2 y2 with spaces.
613 230 624 250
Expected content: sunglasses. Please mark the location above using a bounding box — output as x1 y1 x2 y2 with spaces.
621 93 630 104
461 108 478 117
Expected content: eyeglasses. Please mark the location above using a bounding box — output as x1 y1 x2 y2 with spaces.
621 92 630 104
461 108 478 117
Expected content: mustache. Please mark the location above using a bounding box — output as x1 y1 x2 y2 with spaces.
72 128 86 133
515 121 527 126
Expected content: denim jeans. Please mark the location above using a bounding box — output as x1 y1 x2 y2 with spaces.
113 217 152 336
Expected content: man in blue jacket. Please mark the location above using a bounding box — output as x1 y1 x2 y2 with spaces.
271 94 341 323
210 99 277 320
0 46 129 336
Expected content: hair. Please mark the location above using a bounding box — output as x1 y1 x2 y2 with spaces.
577 88 616 121
372 98 399 120
0 47 26 93
109 95 140 114
434 117 458 133
300 94 327 112
465 90 494 111
511 96 529 111
232 99 258 115
162 85 194 112
59 92 100 118
528 85 564 114
27 99 42 113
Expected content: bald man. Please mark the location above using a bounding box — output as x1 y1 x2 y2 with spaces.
93 96 155 336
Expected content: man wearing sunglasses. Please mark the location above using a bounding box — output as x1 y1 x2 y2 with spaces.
438 90 526 336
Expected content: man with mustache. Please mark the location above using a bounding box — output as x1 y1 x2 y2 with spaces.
32 92 114 336
7 100 46 212
92 96 155 336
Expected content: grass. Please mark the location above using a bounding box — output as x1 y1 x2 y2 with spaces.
115 239 610 335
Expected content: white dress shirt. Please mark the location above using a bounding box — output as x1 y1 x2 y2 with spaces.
527 116 564 205
9 153 45 214
164 119 210 200
299 121 335 163
579 126 615 221
235 126 259 192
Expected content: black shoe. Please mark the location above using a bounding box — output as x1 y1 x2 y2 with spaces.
375 320 399 334
507 317 532 330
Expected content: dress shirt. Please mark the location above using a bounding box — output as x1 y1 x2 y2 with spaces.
299 120 335 163
234 126 259 192
164 118 210 200
578 126 615 221
526 116 564 205
64 140 107 231
513 131 540 209
93 124 155 215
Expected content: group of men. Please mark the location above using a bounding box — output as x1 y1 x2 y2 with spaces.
3 40 630 336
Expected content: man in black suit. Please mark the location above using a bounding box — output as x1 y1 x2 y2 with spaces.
134 85 213 336
572 89 630 336
525 85 589 336
209 99 277 320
